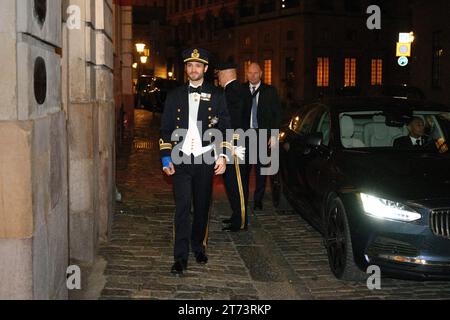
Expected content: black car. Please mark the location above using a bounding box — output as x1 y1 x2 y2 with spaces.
368 84 426 100
135 76 179 112
273 97 450 281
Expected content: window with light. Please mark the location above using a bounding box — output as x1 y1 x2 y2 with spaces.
371 59 383 86
344 58 357 87
264 59 272 85
317 57 330 87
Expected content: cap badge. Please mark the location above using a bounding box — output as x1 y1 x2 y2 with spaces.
192 49 200 59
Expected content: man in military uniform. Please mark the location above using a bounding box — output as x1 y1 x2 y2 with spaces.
216 62 250 232
160 48 231 275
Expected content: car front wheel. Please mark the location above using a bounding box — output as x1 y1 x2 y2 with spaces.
324 196 366 281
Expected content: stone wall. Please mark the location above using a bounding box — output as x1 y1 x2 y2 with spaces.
113 3 134 141
0 0 117 299
63 0 115 263
0 0 68 300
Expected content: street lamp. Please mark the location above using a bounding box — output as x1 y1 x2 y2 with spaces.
136 43 150 77
140 56 148 64
136 43 146 54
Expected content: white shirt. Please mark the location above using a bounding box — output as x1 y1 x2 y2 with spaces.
181 81 214 157
249 82 261 129
410 136 424 146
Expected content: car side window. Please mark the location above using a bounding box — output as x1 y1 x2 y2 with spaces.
316 112 331 146
297 105 326 135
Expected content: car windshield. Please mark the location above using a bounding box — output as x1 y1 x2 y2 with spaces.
339 110 450 154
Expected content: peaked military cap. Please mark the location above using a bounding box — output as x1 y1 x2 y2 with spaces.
183 48 210 65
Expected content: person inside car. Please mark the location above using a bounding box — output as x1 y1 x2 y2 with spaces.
393 116 437 151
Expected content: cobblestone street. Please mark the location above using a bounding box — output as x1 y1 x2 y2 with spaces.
86 110 450 300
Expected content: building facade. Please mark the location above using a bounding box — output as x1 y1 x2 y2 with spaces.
114 1 135 140
409 0 450 105
133 4 171 79
163 0 411 104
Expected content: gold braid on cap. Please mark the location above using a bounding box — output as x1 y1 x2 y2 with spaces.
184 49 208 64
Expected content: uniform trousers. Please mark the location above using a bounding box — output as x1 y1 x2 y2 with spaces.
172 156 214 261
246 131 270 206
223 155 249 230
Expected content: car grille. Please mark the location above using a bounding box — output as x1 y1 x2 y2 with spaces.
367 237 419 257
430 209 450 240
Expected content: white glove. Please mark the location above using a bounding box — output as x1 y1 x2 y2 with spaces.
212 144 230 162
232 146 246 161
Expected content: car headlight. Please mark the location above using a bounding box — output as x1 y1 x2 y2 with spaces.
360 193 421 222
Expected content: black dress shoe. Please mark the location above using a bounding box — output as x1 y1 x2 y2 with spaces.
171 259 187 275
195 252 208 265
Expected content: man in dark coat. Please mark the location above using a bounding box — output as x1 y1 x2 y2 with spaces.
243 62 281 211
394 116 437 151
216 62 251 232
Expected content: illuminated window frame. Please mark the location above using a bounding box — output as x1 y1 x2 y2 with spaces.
344 58 357 87
264 59 272 85
371 59 383 85
317 57 330 87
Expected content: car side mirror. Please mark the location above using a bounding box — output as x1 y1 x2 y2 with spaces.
306 132 323 147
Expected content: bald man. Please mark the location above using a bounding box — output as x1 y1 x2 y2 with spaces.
244 62 281 211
